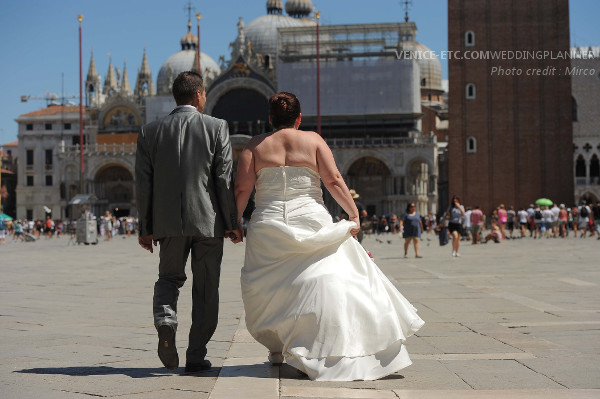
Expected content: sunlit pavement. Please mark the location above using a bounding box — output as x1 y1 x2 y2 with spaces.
1 232 599 398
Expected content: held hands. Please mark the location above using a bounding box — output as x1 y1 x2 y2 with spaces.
139 235 158 253
225 227 244 244
349 216 360 238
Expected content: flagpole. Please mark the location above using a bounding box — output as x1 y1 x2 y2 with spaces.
316 11 321 136
196 13 202 77
78 14 85 194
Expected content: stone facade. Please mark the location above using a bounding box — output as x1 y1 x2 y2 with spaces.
572 47 600 205
15 106 90 220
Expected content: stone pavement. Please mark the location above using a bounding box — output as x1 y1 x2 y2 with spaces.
0 231 599 398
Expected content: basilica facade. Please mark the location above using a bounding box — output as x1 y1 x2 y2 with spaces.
15 0 444 220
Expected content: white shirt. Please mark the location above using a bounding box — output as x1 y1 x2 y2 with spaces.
550 206 560 222
463 210 472 227
518 210 528 223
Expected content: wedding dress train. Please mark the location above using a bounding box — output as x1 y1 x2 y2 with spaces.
241 166 424 381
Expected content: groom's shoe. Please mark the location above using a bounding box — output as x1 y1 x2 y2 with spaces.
184 359 212 373
157 324 179 370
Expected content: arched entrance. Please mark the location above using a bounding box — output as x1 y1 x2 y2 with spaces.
212 88 269 136
345 157 391 217
93 165 134 217
580 192 598 205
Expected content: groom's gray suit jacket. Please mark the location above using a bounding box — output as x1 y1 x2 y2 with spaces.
135 106 237 239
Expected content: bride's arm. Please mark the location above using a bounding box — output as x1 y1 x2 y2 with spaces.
316 137 360 234
234 146 257 229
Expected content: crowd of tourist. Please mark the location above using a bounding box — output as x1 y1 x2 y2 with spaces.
2 200 599 250
338 199 600 258
0 213 139 244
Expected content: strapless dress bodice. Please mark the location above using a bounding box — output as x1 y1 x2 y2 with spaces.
254 166 322 206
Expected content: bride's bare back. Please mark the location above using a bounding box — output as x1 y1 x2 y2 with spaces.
234 127 360 236
251 128 320 173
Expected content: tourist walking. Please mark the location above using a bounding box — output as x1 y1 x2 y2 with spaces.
399 202 424 258
507 205 516 239
551 203 560 238
103 211 113 241
463 207 472 242
517 207 528 238
571 205 579 237
526 204 536 237
470 205 484 244
558 204 568 238
533 205 543 238
578 202 592 238
444 195 465 257
542 206 554 238
497 204 507 239
593 201 600 239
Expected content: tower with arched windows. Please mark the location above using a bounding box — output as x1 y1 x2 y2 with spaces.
448 0 574 213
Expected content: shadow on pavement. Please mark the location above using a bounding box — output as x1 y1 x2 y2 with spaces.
13 366 216 378
15 364 406 381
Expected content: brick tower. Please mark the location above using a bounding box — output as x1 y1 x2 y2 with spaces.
448 0 573 213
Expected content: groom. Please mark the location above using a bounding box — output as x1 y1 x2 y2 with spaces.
135 71 242 372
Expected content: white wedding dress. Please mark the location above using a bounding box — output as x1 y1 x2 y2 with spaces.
241 166 424 381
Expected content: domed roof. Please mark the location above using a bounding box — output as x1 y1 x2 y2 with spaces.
245 13 304 56
267 0 283 14
156 50 220 95
285 0 313 18
181 30 198 50
400 41 442 91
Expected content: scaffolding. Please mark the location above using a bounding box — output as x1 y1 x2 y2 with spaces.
278 22 418 62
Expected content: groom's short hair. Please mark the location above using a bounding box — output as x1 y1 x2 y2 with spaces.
172 71 205 105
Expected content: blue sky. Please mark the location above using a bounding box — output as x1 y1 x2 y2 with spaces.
0 0 598 145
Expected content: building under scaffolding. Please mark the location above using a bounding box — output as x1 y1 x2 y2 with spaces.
273 22 439 216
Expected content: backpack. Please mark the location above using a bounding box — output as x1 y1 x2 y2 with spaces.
579 206 589 218
534 210 542 219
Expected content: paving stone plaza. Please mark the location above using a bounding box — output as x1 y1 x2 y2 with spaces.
1 232 599 398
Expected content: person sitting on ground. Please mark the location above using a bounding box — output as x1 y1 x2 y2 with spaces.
484 221 503 243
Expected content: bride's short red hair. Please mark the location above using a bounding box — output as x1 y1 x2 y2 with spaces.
269 92 301 129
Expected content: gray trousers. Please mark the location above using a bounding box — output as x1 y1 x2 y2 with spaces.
153 236 223 363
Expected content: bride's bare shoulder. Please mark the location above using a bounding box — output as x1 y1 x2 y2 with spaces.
299 130 324 143
244 132 272 150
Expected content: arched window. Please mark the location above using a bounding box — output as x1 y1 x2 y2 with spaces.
466 136 477 153
466 83 476 99
575 155 586 177
590 154 600 182
572 97 578 122
465 31 475 47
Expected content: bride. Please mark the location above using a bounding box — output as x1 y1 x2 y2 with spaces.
233 92 424 381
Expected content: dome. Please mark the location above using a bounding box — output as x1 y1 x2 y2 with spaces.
285 0 313 18
399 41 443 92
267 0 283 14
180 30 198 50
245 13 304 57
156 50 221 95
